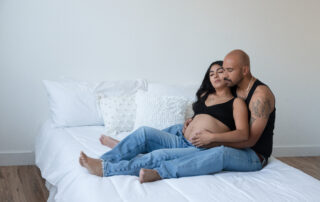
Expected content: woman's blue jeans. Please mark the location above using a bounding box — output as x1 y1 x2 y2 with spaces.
99 124 263 178
99 124 204 176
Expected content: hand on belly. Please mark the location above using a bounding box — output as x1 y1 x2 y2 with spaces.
184 114 230 147
190 129 214 147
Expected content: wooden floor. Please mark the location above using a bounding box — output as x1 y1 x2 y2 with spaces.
0 157 319 202
0 165 48 202
276 156 320 180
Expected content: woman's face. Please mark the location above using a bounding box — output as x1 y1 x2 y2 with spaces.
209 64 227 89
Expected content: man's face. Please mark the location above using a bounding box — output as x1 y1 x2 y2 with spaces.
222 57 244 87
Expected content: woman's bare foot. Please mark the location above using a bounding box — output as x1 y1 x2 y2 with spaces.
79 151 103 177
99 135 119 148
139 168 161 183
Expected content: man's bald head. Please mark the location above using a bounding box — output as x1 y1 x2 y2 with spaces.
222 49 251 87
224 49 250 68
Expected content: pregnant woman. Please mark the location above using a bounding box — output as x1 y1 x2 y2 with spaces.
79 60 249 181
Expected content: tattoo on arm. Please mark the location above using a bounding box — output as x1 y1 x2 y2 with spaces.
251 97 272 119
250 116 256 125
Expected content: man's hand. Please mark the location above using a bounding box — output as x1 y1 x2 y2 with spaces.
182 118 193 134
190 129 214 147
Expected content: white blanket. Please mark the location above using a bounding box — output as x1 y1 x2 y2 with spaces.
35 120 320 202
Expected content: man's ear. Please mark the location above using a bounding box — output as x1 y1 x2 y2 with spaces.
242 65 250 76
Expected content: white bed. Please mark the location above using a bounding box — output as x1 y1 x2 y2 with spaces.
35 119 320 202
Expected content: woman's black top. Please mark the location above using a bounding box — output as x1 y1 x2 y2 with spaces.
191 93 236 130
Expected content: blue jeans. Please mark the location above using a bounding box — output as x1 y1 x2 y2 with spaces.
154 145 264 179
99 124 204 176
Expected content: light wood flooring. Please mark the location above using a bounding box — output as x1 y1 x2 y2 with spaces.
0 156 319 202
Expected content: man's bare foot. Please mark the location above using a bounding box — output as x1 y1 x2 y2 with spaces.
79 151 103 177
99 135 119 148
139 168 161 183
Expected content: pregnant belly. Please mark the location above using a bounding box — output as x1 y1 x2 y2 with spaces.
184 114 231 142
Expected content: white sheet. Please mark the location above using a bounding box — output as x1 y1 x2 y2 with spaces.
35 120 320 202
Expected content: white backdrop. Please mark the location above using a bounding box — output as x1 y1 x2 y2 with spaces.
1 0 319 165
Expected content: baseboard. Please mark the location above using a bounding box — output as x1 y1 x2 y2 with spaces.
0 151 35 166
273 145 320 157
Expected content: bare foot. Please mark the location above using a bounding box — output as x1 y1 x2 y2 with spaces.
139 168 161 183
99 135 119 148
79 151 103 177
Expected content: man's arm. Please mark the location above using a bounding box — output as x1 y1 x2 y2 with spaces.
204 86 275 149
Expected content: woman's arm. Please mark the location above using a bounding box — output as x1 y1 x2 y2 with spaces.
191 98 249 147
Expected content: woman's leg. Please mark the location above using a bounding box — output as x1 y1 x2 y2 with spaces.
102 147 201 177
99 125 185 163
161 123 184 134
141 146 262 181
100 124 184 148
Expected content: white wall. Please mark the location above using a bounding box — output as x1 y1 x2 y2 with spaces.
1 0 319 165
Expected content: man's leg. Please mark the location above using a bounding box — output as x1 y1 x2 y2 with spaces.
99 125 186 163
102 147 201 177
153 146 262 179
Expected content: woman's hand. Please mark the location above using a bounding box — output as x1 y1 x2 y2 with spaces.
191 130 214 147
182 118 193 134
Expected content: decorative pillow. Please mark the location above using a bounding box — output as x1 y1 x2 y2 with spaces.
147 82 198 120
185 100 195 120
99 94 136 135
134 90 189 130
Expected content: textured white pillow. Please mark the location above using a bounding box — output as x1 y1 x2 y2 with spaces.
99 94 136 135
134 90 189 130
147 82 198 120
185 100 195 120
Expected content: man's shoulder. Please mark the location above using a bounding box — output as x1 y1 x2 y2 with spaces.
252 83 275 100
249 81 276 111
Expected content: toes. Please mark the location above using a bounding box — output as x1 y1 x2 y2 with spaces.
79 157 84 167
80 151 88 160
139 169 145 183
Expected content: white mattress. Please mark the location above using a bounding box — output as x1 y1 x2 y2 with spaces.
35 120 320 202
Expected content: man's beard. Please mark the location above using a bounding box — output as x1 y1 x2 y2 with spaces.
224 77 243 87
224 78 234 87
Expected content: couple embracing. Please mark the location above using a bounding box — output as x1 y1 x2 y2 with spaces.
79 49 276 183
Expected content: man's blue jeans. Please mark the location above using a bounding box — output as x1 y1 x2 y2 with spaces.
99 124 204 176
99 124 263 177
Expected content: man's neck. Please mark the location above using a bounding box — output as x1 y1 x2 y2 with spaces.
237 75 254 92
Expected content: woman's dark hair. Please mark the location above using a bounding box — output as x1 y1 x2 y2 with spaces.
192 60 223 110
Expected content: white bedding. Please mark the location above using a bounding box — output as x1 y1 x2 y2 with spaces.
35 120 320 202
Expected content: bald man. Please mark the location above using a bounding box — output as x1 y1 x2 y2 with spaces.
139 49 276 183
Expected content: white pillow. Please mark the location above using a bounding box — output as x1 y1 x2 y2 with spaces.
43 79 147 127
147 82 198 120
99 94 136 135
43 80 102 127
134 90 189 130
94 79 148 121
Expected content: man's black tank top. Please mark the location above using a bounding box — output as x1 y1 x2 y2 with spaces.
232 79 276 159
192 94 236 130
